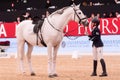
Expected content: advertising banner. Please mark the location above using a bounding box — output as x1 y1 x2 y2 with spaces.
0 18 120 38
64 18 120 36
0 22 17 38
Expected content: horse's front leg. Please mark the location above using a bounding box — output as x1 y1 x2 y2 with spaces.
52 44 60 77
47 44 53 77
26 43 35 76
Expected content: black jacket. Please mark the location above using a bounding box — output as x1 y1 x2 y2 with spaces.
88 26 103 47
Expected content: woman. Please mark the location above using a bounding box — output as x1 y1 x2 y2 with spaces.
88 17 108 77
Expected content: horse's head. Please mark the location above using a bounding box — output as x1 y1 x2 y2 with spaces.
71 4 89 26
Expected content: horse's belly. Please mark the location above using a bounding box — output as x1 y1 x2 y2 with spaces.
21 25 38 46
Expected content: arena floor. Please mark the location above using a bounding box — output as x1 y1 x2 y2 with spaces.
0 55 120 80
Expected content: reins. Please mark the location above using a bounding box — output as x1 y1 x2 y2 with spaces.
64 7 87 40
46 18 61 32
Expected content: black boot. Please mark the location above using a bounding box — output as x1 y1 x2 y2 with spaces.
91 60 97 76
99 59 108 77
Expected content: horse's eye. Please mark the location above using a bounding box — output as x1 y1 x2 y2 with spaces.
78 12 81 14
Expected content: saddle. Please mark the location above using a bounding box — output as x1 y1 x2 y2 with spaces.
33 20 43 33
33 20 47 47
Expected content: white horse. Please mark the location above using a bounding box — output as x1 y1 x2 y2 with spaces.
16 4 88 77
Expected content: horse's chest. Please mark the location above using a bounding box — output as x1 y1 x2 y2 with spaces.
54 37 61 42
45 33 63 45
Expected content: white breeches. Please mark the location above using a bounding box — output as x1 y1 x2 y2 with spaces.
92 46 103 60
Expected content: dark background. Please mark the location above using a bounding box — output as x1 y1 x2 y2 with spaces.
0 0 120 22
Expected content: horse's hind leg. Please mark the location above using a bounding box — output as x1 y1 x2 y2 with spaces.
17 40 25 74
26 42 35 76
52 44 60 77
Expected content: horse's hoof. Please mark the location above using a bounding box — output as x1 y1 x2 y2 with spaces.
48 74 58 78
22 72 26 75
23 72 26 74
48 75 54 78
31 72 36 76
53 74 58 77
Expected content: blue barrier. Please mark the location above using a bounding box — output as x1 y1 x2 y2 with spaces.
0 35 120 55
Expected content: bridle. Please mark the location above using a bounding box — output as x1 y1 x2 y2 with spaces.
73 8 87 24
46 6 87 32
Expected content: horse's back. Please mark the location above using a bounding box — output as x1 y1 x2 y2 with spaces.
17 20 33 29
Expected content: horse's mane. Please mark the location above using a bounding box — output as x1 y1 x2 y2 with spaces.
50 6 70 17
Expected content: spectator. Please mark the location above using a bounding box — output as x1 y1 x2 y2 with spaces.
45 10 50 17
20 12 31 21
89 2 93 6
16 16 21 23
102 13 108 18
115 0 120 4
24 12 31 19
90 13 95 19
32 16 40 24
11 2 16 11
115 11 120 17
41 14 46 20
26 15 32 20
82 1 88 6
19 13 26 21
45 0 52 9
109 12 115 18
96 13 100 18
69 0 75 6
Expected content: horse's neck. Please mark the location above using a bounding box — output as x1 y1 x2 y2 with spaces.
60 7 73 25
49 7 73 30
62 13 73 26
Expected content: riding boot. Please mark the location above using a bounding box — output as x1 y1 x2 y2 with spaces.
91 60 97 76
99 59 108 77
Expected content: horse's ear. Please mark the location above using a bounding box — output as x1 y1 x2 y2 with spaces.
71 3 76 7
76 4 80 8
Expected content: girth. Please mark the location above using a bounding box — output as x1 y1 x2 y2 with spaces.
33 20 47 47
